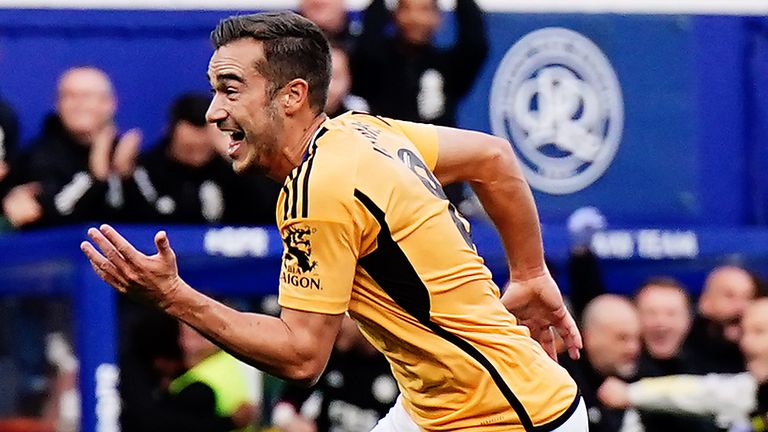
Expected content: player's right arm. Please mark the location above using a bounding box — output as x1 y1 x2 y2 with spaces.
81 225 343 386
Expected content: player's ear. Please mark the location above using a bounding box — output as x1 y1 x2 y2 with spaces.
282 79 310 115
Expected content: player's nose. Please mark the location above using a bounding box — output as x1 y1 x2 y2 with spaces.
206 95 227 125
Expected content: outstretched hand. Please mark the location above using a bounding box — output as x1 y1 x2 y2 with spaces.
80 224 183 309
502 273 582 361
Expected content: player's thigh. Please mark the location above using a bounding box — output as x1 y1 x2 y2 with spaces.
370 396 420 432
551 397 588 432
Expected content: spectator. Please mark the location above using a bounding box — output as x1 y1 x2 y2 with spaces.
169 323 260 432
120 312 260 432
635 279 694 372
598 296 768 431
271 316 397 432
326 45 369 118
2 66 140 228
353 0 487 126
125 93 278 225
120 309 184 432
299 0 360 50
559 294 641 432
633 278 716 431
687 265 758 373
351 0 488 204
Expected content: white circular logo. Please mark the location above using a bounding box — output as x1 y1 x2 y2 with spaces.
490 27 624 195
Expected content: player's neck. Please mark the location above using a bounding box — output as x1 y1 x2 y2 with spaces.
272 111 327 181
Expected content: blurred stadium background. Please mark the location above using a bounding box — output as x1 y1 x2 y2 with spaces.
0 0 767 431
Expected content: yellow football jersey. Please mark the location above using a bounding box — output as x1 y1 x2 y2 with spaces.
277 112 579 431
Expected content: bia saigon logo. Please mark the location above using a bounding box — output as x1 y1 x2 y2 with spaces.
281 225 320 290
489 28 624 195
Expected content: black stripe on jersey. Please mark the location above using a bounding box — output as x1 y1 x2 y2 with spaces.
353 189 538 431
282 171 296 221
291 167 301 219
299 127 326 218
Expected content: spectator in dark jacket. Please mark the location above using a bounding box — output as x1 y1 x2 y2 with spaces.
687 265 757 373
560 294 641 432
120 311 258 432
634 278 717 432
2 66 140 228
352 0 487 127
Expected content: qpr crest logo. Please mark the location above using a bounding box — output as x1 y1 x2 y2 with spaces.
490 28 623 195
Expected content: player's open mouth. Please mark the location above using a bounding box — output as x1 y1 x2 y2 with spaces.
224 130 246 157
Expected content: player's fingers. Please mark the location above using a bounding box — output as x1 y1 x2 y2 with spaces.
154 230 174 259
558 316 582 360
99 224 145 264
87 228 131 276
538 325 557 361
88 260 127 293
80 241 129 290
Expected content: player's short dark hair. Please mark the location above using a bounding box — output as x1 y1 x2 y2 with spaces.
169 92 211 128
211 12 331 114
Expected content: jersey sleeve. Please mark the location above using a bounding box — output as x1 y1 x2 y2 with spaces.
391 120 439 171
277 140 360 315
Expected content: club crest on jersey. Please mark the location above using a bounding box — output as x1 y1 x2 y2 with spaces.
281 225 321 289
489 27 624 195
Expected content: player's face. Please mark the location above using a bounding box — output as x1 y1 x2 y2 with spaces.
740 300 768 382
636 287 691 360
395 0 441 46
207 39 282 175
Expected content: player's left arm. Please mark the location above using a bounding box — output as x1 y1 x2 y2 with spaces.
394 120 547 281
431 127 544 279
432 126 582 360
81 225 342 386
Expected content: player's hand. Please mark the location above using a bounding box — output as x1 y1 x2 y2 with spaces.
80 224 184 309
597 377 631 409
112 128 142 178
502 272 582 361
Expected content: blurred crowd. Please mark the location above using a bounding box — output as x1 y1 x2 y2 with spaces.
3 1 767 432
561 248 768 432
